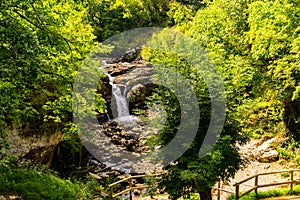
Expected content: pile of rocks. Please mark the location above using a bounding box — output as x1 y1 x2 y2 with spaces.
238 137 279 163
99 119 150 153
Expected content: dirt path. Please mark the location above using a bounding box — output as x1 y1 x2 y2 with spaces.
213 139 298 200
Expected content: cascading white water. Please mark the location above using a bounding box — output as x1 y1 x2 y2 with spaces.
111 84 130 118
101 60 130 118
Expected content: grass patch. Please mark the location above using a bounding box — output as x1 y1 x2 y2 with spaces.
0 164 98 200
180 193 200 199
227 184 300 200
280 172 290 178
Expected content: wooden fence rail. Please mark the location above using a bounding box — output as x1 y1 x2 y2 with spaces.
108 173 161 200
109 169 300 200
213 169 300 200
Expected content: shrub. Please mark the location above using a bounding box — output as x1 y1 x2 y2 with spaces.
0 165 95 200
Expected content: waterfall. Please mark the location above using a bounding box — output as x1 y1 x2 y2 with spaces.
101 60 130 118
112 84 130 118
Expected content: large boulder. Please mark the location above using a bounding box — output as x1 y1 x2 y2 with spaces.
252 138 277 157
105 62 136 76
3 126 62 165
251 138 279 163
257 149 279 163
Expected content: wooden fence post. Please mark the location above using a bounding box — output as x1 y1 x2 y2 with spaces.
110 185 114 200
290 170 294 191
255 175 258 196
129 176 133 200
235 184 239 200
217 180 221 200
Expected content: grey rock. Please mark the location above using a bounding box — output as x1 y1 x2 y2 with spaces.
258 150 279 163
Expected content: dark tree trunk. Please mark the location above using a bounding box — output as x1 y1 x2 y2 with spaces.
199 187 212 200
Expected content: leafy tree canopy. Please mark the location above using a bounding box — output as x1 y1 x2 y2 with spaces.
84 0 171 41
0 0 105 154
188 0 300 139
141 0 299 198
142 28 244 199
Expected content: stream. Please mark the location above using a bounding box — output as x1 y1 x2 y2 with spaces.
101 60 130 119
51 58 162 200
90 60 162 174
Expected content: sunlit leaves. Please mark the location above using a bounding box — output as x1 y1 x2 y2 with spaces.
0 0 101 143
188 0 300 139
85 0 171 41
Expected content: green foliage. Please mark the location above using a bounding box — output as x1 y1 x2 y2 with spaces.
0 130 8 156
143 174 163 196
227 192 257 200
246 0 300 139
141 0 300 197
0 0 299 198
280 172 290 178
0 165 98 200
237 99 285 138
179 193 200 200
0 0 108 154
277 139 300 164
142 28 244 199
175 0 206 11
167 2 194 29
188 0 300 139
85 0 171 41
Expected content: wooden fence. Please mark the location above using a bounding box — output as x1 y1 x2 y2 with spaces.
108 173 161 200
212 180 235 199
213 169 300 200
109 169 300 200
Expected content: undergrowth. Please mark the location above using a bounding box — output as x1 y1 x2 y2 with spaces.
0 159 101 200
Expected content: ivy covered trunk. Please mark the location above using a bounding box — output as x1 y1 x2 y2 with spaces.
199 187 212 200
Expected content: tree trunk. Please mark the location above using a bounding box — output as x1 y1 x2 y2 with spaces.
199 187 212 200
